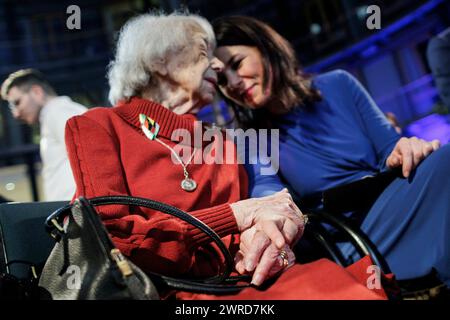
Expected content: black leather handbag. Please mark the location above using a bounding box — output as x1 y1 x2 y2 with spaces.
38 196 249 300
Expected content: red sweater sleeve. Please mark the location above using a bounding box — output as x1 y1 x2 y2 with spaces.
65 115 239 275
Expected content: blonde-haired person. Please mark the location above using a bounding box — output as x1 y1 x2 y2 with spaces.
213 15 450 290
64 12 389 300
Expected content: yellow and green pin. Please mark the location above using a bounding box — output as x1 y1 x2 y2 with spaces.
139 113 160 140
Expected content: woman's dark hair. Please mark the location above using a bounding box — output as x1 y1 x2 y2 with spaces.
212 16 321 128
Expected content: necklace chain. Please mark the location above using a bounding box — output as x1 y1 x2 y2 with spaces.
140 114 198 191
154 137 197 177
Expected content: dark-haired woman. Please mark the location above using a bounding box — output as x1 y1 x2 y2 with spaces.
213 15 450 287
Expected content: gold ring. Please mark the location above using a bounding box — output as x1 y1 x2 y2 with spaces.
279 250 289 268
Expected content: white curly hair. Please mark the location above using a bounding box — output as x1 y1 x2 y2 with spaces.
107 11 216 105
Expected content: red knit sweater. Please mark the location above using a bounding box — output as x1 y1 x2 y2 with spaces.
65 97 248 277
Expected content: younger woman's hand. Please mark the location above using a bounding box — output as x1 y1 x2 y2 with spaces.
386 137 440 177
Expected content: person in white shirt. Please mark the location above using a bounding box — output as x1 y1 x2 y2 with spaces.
1 69 87 201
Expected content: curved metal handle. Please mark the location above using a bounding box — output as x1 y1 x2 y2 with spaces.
307 210 392 275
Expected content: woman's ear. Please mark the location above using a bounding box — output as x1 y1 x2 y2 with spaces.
151 58 167 77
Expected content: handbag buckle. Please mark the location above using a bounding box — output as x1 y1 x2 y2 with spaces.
110 249 133 277
49 218 65 240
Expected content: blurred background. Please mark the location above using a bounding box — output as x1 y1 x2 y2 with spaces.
0 0 449 202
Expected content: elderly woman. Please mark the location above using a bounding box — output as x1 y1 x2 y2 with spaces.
64 12 388 299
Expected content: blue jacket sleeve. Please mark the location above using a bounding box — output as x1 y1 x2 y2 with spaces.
339 70 400 171
240 132 285 197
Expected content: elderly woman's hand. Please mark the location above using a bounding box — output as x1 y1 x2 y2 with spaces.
386 137 440 178
230 189 305 250
235 227 295 286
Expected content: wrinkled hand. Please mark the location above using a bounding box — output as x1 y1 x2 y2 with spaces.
386 137 440 178
235 227 296 286
230 189 305 250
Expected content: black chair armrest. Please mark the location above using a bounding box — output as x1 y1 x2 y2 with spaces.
322 168 402 214
305 210 391 275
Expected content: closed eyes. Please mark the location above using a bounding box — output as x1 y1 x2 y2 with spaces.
230 57 243 70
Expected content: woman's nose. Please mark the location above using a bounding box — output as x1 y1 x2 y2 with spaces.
210 57 224 73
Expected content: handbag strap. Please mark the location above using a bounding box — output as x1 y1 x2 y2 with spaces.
45 195 240 286
154 275 251 294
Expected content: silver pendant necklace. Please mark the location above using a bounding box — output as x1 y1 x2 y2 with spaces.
155 137 198 192
140 114 198 192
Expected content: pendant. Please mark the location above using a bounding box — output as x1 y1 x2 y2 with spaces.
181 178 197 192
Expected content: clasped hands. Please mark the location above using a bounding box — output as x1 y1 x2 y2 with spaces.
231 189 306 286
